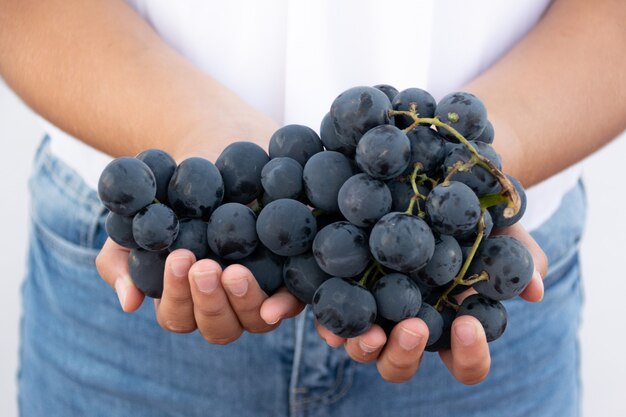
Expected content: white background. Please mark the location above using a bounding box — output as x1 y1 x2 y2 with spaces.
1 79 625 417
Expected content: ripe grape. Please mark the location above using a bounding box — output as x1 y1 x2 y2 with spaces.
403 125 446 174
435 92 488 142
283 252 331 304
338 173 392 227
416 303 444 346
168 218 209 260
132 203 179 251
128 249 168 298
425 181 481 236
371 273 422 322
268 124 323 166
320 112 355 156
475 120 494 144
303 151 355 212
256 199 317 256
457 294 508 342
373 84 399 102
387 179 429 213
489 175 527 228
105 212 139 249
136 149 176 203
215 141 269 204
312 277 377 338
392 88 436 129
238 245 284 296
98 157 156 216
206 203 258 260
355 125 411 180
443 141 502 196
260 157 303 200
425 304 456 352
312 222 370 277
413 235 462 287
167 157 224 220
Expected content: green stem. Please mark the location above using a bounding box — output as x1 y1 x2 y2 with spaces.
359 261 379 286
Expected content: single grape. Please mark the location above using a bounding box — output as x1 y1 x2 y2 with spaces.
320 112 355 156
457 294 508 342
105 212 139 249
132 203 179 251
403 125 446 174
168 218 209 260
456 209 494 245
412 235 462 287
425 304 456 352
312 221 370 278
392 88 436 129
469 236 534 300
312 277 377 338
425 181 481 236
369 212 435 273
373 84 399 102
206 203 258 260
371 273 422 322
435 92 488 142
98 157 156 216
475 120 494 144
260 157 303 200
416 303 444 346
128 249 168 298
443 141 502 196
387 178 429 213
302 151 355 212
283 252 331 304
167 157 224 220
215 141 269 204
268 124 323 166
330 86 392 148
256 199 317 256
338 173 392 227
355 125 411 180
238 245 284 296
489 175 527 228
136 149 176 203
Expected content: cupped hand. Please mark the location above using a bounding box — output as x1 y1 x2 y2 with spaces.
315 222 548 384
96 239 305 343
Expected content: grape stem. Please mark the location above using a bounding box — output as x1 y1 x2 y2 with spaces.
434 210 489 311
389 109 521 217
359 260 380 287
405 163 427 217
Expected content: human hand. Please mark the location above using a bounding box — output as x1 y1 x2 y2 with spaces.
315 222 548 384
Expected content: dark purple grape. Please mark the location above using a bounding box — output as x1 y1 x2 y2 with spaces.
283 252 331 304
435 92 488 142
371 273 422 322
489 175 527 229
444 141 502 196
338 174 392 227
268 124 323 166
425 181 481 236
303 151 355 212
373 84 399 102
312 277 377 338
167 157 224 220
128 249 168 298
168 218 209 260
387 179 429 213
416 303 444 346
105 212 139 249
369 212 435 273
132 203 179 251
469 236 534 300
98 157 156 216
312 222 370 278
392 88 436 129
260 157 303 200
238 245 284 296
136 149 176 203
457 294 508 342
456 209 494 245
256 199 317 256
206 203 258 261
403 125 446 173
355 125 411 180
330 86 392 148
215 141 269 204
425 304 456 352
320 112 355 156
412 235 462 287
475 120 494 144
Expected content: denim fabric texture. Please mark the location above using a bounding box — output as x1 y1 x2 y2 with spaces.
19 137 585 417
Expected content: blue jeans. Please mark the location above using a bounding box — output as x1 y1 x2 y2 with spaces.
19 137 585 417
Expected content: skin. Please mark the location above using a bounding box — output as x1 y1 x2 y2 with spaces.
1 0 625 385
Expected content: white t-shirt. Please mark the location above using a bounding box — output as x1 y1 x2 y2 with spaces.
43 0 582 232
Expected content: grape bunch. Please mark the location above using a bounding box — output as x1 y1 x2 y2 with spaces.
98 84 532 351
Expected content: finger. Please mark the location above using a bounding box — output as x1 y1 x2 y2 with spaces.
376 318 429 383
155 249 197 333
220 264 277 333
519 269 544 302
314 320 346 348
95 238 144 312
188 259 243 345
344 325 387 363
259 287 305 325
439 316 491 385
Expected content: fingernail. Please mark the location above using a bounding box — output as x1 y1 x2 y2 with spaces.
170 256 191 279
398 327 423 351
359 339 380 353
454 321 477 346
193 269 219 294
114 277 129 310
224 277 248 297
266 316 281 325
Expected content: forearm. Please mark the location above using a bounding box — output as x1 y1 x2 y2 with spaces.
465 0 626 187
0 0 276 160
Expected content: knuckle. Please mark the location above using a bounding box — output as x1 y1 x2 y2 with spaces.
195 302 230 319
385 353 415 372
162 290 192 306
